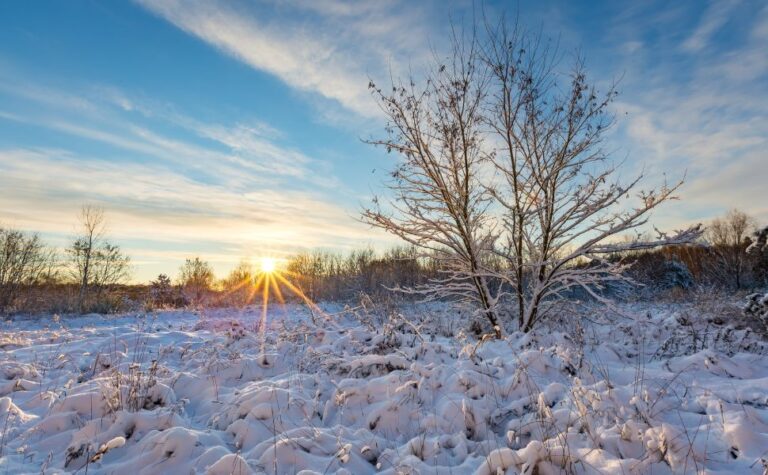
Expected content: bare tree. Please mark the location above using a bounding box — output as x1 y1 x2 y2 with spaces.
91 243 131 289
705 209 756 289
0 227 57 313
481 20 702 331
69 205 106 309
68 205 130 311
363 28 503 336
366 18 701 335
178 257 214 307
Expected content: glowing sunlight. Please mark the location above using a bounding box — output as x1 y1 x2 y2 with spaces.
260 256 277 273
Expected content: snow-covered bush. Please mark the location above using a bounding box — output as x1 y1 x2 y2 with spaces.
100 359 175 414
742 226 767 330
746 225 768 255
655 259 695 291
744 292 768 326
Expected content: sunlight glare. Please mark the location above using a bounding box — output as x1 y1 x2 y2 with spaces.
260 256 277 273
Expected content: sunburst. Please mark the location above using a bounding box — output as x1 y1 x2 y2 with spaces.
219 257 327 343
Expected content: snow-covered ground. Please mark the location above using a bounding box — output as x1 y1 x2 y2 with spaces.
1 302 768 474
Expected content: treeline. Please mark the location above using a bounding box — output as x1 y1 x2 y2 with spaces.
148 248 438 310
1 207 766 315
622 210 768 294
271 212 768 303
0 205 131 315
90 228 768 310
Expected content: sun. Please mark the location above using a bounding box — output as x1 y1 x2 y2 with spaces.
219 253 327 338
260 256 277 273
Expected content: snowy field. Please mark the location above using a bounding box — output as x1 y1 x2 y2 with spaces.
1 302 768 474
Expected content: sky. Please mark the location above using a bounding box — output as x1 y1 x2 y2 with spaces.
0 0 766 282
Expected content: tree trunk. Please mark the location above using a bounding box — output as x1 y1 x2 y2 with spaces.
471 273 501 338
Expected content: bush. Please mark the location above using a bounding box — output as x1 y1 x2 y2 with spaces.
147 274 184 309
655 259 695 291
744 292 768 330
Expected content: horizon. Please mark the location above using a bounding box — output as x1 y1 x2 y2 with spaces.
1 0 766 282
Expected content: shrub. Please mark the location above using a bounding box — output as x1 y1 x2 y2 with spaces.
147 274 184 309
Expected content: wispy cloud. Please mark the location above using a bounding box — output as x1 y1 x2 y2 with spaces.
0 77 391 279
135 0 439 117
714 4 768 81
608 2 768 226
681 0 739 52
123 0 768 230
0 147 390 276
0 78 336 188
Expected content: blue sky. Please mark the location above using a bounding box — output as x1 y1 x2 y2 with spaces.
1 0 766 282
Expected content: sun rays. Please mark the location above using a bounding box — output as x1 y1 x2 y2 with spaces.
218 257 327 339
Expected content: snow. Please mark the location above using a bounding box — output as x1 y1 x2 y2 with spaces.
1 303 768 474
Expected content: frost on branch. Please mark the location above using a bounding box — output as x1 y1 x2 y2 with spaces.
481 20 702 331
363 29 502 336
746 225 768 255
364 19 702 334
